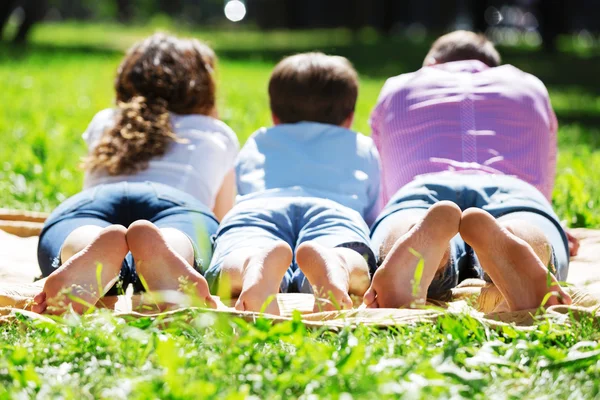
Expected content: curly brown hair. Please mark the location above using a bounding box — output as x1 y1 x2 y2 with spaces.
84 33 217 176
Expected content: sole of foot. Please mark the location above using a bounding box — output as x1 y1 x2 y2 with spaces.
126 220 216 309
296 242 355 312
33 225 128 315
230 241 293 315
363 201 461 308
460 208 571 311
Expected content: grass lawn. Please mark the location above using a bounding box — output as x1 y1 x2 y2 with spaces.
1 22 600 398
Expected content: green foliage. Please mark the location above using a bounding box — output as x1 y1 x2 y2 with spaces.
1 23 600 397
1 310 600 398
1 22 599 227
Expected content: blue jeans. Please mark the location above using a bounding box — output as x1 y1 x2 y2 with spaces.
371 172 569 300
206 196 376 294
37 181 219 294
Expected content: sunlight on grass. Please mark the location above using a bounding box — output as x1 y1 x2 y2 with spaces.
1 22 600 398
1 308 600 398
2 22 599 228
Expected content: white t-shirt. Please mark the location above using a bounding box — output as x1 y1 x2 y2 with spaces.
83 108 240 209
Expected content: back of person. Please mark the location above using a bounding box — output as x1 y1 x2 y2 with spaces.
83 108 238 210
35 34 235 314
236 121 380 221
364 31 570 312
207 52 380 314
371 33 557 204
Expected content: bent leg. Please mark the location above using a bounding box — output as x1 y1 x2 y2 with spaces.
496 211 569 281
34 225 128 315
295 202 376 312
126 220 216 308
296 242 367 311
460 208 571 311
220 241 293 314
364 201 461 308
60 226 105 262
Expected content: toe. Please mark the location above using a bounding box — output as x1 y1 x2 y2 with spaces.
340 294 353 310
31 301 47 314
33 291 46 305
367 298 380 309
204 294 218 309
363 286 376 307
234 298 246 311
552 288 572 306
561 290 573 305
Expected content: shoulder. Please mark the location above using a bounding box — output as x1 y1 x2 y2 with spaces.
172 114 241 152
377 72 418 101
239 127 268 151
82 108 118 146
87 108 118 131
489 65 550 97
212 119 241 152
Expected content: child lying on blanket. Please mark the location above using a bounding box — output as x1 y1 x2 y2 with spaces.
34 34 239 314
205 52 381 314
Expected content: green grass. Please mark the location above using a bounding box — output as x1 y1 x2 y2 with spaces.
2 310 600 399
1 22 599 226
2 22 600 398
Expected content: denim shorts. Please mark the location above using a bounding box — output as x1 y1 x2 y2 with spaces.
205 196 376 294
37 181 219 294
371 172 569 300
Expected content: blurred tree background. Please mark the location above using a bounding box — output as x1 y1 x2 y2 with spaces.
1 0 600 53
1 0 600 225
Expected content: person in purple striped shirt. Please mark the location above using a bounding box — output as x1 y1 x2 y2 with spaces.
363 31 572 312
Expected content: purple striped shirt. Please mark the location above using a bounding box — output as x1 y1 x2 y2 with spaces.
370 60 557 205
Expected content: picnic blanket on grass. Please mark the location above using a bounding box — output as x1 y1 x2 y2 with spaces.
1 209 600 330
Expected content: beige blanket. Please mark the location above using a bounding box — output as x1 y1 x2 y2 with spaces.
2 210 600 329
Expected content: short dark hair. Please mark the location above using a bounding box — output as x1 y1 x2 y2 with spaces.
268 52 358 125
425 30 501 67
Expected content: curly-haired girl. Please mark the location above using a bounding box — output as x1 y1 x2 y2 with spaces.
34 33 239 314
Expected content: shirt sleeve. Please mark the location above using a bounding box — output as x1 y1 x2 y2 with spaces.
82 109 117 152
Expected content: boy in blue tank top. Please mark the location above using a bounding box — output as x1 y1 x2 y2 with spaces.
205 53 381 314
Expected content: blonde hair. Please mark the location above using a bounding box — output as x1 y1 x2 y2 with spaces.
84 33 217 176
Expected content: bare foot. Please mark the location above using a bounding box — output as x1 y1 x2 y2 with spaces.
222 241 292 315
460 208 572 311
126 220 216 309
363 201 461 308
33 225 128 315
296 242 366 312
